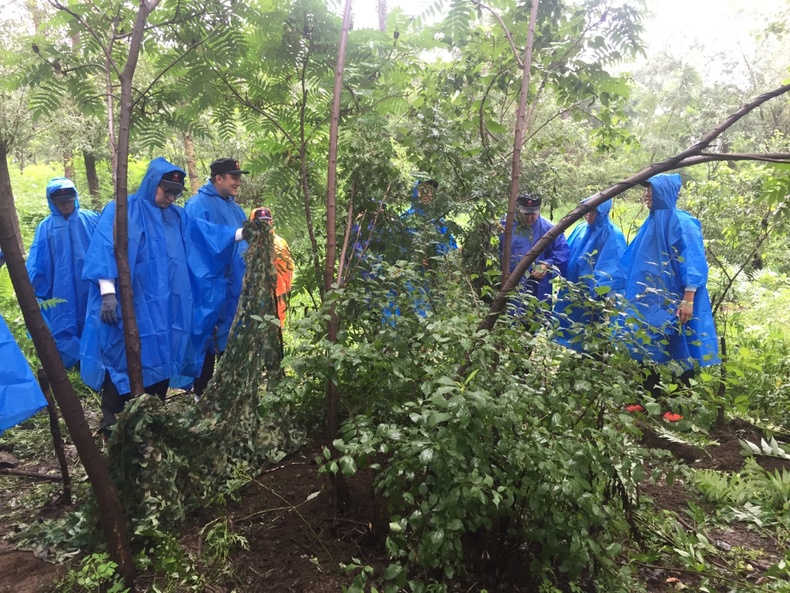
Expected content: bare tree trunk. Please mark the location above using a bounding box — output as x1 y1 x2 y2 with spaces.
377 0 387 31
324 0 353 512
37 369 72 505
0 145 134 585
501 0 540 283
480 83 790 334
83 151 101 209
113 0 161 398
64 149 74 180
105 54 118 187
183 132 200 195
297 32 323 299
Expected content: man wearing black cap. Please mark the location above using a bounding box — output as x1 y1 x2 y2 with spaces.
26 177 99 369
80 157 196 436
185 158 260 396
499 193 569 313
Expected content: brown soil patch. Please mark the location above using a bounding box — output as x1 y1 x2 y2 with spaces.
639 418 790 473
0 543 65 593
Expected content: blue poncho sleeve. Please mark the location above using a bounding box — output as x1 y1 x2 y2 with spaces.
0 315 47 434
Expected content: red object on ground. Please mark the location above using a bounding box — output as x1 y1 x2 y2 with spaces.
626 404 645 413
662 411 684 422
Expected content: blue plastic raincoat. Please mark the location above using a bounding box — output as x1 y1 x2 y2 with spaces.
617 173 719 367
184 181 247 357
26 178 99 368
79 157 196 393
499 215 569 305
554 198 626 349
0 314 47 434
402 181 458 256
391 182 459 319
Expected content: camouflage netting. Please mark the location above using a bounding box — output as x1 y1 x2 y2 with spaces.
106 221 303 535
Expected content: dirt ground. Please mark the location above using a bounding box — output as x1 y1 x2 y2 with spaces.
0 417 788 592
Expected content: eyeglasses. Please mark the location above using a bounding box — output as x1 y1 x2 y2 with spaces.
158 184 183 200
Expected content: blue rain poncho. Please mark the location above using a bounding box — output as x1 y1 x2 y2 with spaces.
389 182 458 319
79 157 196 393
26 178 99 369
184 181 247 357
499 215 569 304
0 314 47 434
617 173 719 367
554 198 626 350
402 181 458 256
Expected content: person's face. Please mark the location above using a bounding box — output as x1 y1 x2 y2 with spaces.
417 184 434 205
155 184 181 209
55 200 76 218
213 173 242 199
584 209 597 225
516 211 539 227
642 186 653 210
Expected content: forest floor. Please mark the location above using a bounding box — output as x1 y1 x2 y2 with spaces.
0 413 788 592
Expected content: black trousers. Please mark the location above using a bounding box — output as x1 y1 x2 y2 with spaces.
100 372 168 436
193 350 223 397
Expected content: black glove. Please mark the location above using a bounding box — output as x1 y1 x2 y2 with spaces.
100 293 120 325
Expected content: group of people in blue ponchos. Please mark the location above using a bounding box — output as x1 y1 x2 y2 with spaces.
0 165 718 436
0 156 284 437
499 173 719 421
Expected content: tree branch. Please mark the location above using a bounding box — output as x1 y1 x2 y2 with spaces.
132 29 219 109
470 0 523 68
209 65 298 148
49 0 121 79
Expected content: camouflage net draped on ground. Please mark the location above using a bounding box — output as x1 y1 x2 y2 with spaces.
105 221 303 536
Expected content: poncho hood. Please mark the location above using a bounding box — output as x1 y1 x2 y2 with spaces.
45 177 80 216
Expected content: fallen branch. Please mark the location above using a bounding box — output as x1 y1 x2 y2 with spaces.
0 468 62 482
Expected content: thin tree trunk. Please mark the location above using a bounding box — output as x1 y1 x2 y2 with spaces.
377 0 387 31
298 33 323 299
83 151 101 209
183 132 200 195
501 0 540 283
0 146 134 584
37 368 72 505
113 0 160 398
324 0 353 512
105 53 118 187
64 149 74 180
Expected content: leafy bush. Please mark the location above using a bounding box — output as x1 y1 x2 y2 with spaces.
297 260 656 590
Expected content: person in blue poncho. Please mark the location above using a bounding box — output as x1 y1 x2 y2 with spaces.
402 179 458 258
80 157 195 434
184 158 258 396
554 197 626 351
499 193 569 317
395 179 458 318
25 178 99 369
617 173 719 420
0 314 48 434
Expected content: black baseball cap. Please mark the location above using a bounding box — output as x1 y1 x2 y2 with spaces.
210 158 250 177
160 170 186 193
516 193 541 214
49 187 78 203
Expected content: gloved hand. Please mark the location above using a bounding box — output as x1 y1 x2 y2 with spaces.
100 294 119 325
